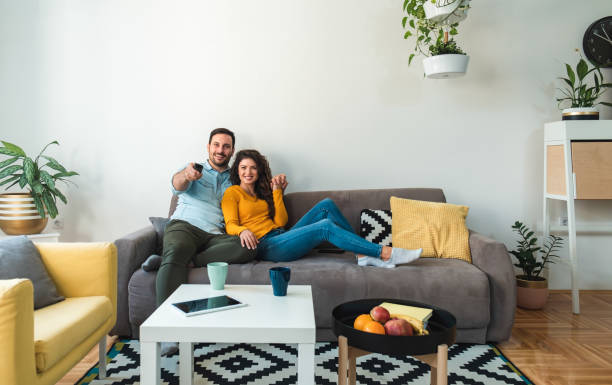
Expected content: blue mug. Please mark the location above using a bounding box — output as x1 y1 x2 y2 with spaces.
269 267 291 296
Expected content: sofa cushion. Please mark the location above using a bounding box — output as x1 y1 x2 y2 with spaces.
127 250 489 339
361 257 490 329
33 296 112 372
360 209 392 246
149 217 169 252
0 236 64 309
391 197 471 263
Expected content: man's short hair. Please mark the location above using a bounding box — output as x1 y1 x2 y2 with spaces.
209 128 235 147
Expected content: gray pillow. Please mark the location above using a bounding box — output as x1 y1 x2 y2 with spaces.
149 217 170 252
0 236 64 309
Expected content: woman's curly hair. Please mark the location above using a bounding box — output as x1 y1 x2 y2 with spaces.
230 149 275 219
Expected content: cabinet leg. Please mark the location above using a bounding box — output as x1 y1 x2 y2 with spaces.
566 197 580 314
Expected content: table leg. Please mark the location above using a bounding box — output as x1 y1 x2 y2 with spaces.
436 344 448 385
98 336 107 379
140 341 161 385
297 342 315 385
338 336 348 385
348 354 357 385
179 342 194 385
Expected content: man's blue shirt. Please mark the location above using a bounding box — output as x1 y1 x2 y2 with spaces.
170 160 232 234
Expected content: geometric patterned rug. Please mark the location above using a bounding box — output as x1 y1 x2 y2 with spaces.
76 339 532 385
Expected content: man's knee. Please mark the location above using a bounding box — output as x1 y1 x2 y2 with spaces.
226 238 257 263
162 242 195 266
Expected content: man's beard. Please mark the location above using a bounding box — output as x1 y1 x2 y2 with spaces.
210 154 230 168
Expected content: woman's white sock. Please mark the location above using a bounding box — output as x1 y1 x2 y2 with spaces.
390 247 422 265
357 256 396 269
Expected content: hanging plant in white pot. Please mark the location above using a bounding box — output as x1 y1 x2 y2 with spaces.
402 0 471 78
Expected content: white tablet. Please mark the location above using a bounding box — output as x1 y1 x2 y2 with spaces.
172 295 246 317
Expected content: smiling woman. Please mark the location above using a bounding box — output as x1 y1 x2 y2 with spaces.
221 149 423 266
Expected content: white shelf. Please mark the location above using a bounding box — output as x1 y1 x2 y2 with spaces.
543 119 612 315
0 232 60 242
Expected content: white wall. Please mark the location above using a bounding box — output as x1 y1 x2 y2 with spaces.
1 0 611 289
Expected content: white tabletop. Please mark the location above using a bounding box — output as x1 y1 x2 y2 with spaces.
140 284 316 344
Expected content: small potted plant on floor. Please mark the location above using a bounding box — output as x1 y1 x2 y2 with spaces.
402 0 470 78
556 50 611 120
0 140 78 235
510 221 563 310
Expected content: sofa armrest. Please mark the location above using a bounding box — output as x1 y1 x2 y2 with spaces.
469 230 516 342
0 279 36 385
111 226 157 337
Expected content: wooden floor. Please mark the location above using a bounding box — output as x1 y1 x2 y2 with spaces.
56 291 612 385
499 290 612 385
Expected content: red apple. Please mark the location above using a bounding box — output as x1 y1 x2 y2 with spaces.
369 306 390 324
384 318 413 336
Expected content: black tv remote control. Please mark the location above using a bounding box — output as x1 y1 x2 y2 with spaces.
193 163 203 172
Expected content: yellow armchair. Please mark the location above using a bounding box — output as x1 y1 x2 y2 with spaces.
0 242 117 385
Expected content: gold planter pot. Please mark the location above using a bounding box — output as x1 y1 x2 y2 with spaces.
516 275 548 310
0 193 48 235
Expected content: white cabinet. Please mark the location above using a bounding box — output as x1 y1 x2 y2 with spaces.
543 120 612 314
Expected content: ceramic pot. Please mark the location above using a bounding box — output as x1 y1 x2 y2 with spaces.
423 54 469 79
423 0 470 25
0 193 48 235
516 276 548 310
562 107 599 120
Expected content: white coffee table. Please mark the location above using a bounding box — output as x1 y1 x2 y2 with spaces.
140 284 316 385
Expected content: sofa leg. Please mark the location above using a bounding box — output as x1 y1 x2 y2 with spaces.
98 336 107 379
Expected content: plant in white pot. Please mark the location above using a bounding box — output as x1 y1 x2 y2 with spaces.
510 221 563 310
402 0 470 78
556 51 611 120
0 141 78 235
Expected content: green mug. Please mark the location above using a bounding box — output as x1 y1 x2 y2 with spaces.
207 262 228 290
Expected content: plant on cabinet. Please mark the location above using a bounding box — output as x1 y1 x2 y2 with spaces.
556 50 612 120
0 141 78 235
510 221 563 310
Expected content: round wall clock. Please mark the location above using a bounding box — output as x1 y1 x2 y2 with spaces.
583 16 612 68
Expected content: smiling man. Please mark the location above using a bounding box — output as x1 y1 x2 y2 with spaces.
156 128 257 354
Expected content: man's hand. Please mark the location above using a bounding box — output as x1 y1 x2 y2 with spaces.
239 229 259 250
271 174 288 191
184 162 203 181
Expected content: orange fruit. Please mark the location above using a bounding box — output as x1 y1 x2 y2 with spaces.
353 314 372 331
362 320 386 335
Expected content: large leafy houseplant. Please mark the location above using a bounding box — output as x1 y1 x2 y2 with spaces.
556 52 612 109
402 0 467 65
0 141 78 219
510 221 563 281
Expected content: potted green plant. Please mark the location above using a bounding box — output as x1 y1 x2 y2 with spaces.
0 140 78 235
402 0 470 78
556 50 611 120
510 221 564 310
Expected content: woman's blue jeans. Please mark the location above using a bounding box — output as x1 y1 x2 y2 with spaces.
257 198 383 262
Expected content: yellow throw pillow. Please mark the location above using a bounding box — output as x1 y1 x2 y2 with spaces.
390 197 471 263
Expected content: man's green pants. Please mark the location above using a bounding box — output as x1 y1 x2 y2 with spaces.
156 219 256 306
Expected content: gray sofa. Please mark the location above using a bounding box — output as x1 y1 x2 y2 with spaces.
111 188 516 343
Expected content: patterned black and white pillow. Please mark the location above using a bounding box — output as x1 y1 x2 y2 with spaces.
360 209 392 246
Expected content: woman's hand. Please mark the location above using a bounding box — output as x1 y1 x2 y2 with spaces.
239 229 259 250
271 174 288 191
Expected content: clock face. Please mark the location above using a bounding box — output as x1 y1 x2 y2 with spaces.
583 16 612 68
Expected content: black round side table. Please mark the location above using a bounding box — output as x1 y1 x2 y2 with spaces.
333 298 456 385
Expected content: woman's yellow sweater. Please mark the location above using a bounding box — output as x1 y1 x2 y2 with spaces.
221 185 288 239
